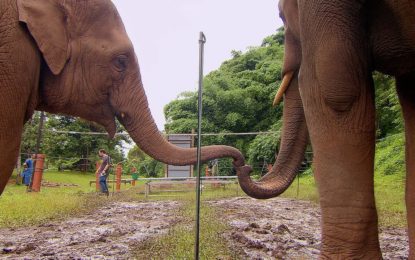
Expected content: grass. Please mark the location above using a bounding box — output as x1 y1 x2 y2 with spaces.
133 185 242 259
374 173 406 227
372 133 406 227
375 133 405 176
0 170 136 228
281 172 319 203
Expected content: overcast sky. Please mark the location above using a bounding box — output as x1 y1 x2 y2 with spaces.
112 1 283 131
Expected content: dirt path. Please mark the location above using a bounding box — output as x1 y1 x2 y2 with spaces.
0 201 181 259
210 197 408 260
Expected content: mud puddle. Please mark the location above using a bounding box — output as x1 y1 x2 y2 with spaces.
209 197 408 260
0 200 181 259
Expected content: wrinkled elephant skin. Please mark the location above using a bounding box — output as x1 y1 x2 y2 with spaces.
0 0 246 195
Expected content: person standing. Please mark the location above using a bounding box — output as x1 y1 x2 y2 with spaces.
21 154 35 186
96 149 111 196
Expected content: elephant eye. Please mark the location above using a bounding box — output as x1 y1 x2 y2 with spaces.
113 55 128 72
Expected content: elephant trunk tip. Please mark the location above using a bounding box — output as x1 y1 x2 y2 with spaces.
236 165 286 200
232 156 245 168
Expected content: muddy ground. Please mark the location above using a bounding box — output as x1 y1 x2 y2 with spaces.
210 197 408 260
0 201 181 259
0 197 409 259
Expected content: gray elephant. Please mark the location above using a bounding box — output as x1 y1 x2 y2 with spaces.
0 0 245 195
237 0 415 258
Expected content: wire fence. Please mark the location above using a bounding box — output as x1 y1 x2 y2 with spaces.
45 129 279 137
20 129 315 174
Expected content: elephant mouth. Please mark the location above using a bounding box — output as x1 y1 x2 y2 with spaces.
115 112 131 130
273 71 295 106
104 118 117 138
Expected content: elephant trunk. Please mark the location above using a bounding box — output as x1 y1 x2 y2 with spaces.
116 73 245 168
237 73 308 199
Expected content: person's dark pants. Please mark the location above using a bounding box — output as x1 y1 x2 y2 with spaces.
99 175 108 194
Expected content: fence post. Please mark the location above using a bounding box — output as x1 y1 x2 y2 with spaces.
31 154 45 192
95 162 100 192
131 166 137 186
116 163 122 192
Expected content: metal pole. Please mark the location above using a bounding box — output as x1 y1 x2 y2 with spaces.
194 31 206 260
296 173 300 198
29 111 45 190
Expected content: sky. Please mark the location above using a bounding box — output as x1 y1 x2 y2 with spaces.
112 0 283 131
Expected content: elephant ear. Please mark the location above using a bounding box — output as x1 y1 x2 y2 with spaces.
17 0 70 75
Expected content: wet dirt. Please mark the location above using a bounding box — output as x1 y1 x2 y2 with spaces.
0 197 408 259
209 197 408 260
0 200 181 259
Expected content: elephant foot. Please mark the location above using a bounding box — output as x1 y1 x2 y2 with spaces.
320 250 382 260
319 212 382 260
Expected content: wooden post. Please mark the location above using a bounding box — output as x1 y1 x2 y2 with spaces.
31 154 45 192
95 162 100 192
116 163 122 192
131 166 137 187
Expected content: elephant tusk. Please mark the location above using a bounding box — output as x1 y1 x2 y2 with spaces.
273 71 294 107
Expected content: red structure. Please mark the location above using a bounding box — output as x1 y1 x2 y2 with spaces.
116 163 122 192
131 166 137 187
31 154 45 192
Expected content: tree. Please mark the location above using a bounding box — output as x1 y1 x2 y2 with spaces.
21 113 130 171
164 28 285 156
137 155 164 178
247 122 281 167
373 72 403 138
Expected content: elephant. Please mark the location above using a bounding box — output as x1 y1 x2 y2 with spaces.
237 0 415 258
0 0 246 195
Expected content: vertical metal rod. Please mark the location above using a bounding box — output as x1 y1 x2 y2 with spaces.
296 172 300 198
195 31 206 260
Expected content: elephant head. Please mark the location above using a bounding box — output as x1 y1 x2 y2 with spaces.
237 0 309 199
15 0 245 176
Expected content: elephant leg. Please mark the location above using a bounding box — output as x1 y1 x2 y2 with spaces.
396 72 415 259
298 2 381 259
0 126 23 194
0 84 29 194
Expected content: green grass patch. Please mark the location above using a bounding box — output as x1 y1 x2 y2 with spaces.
0 170 136 228
133 186 242 259
375 133 405 176
374 134 406 227
374 173 406 227
281 173 319 204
